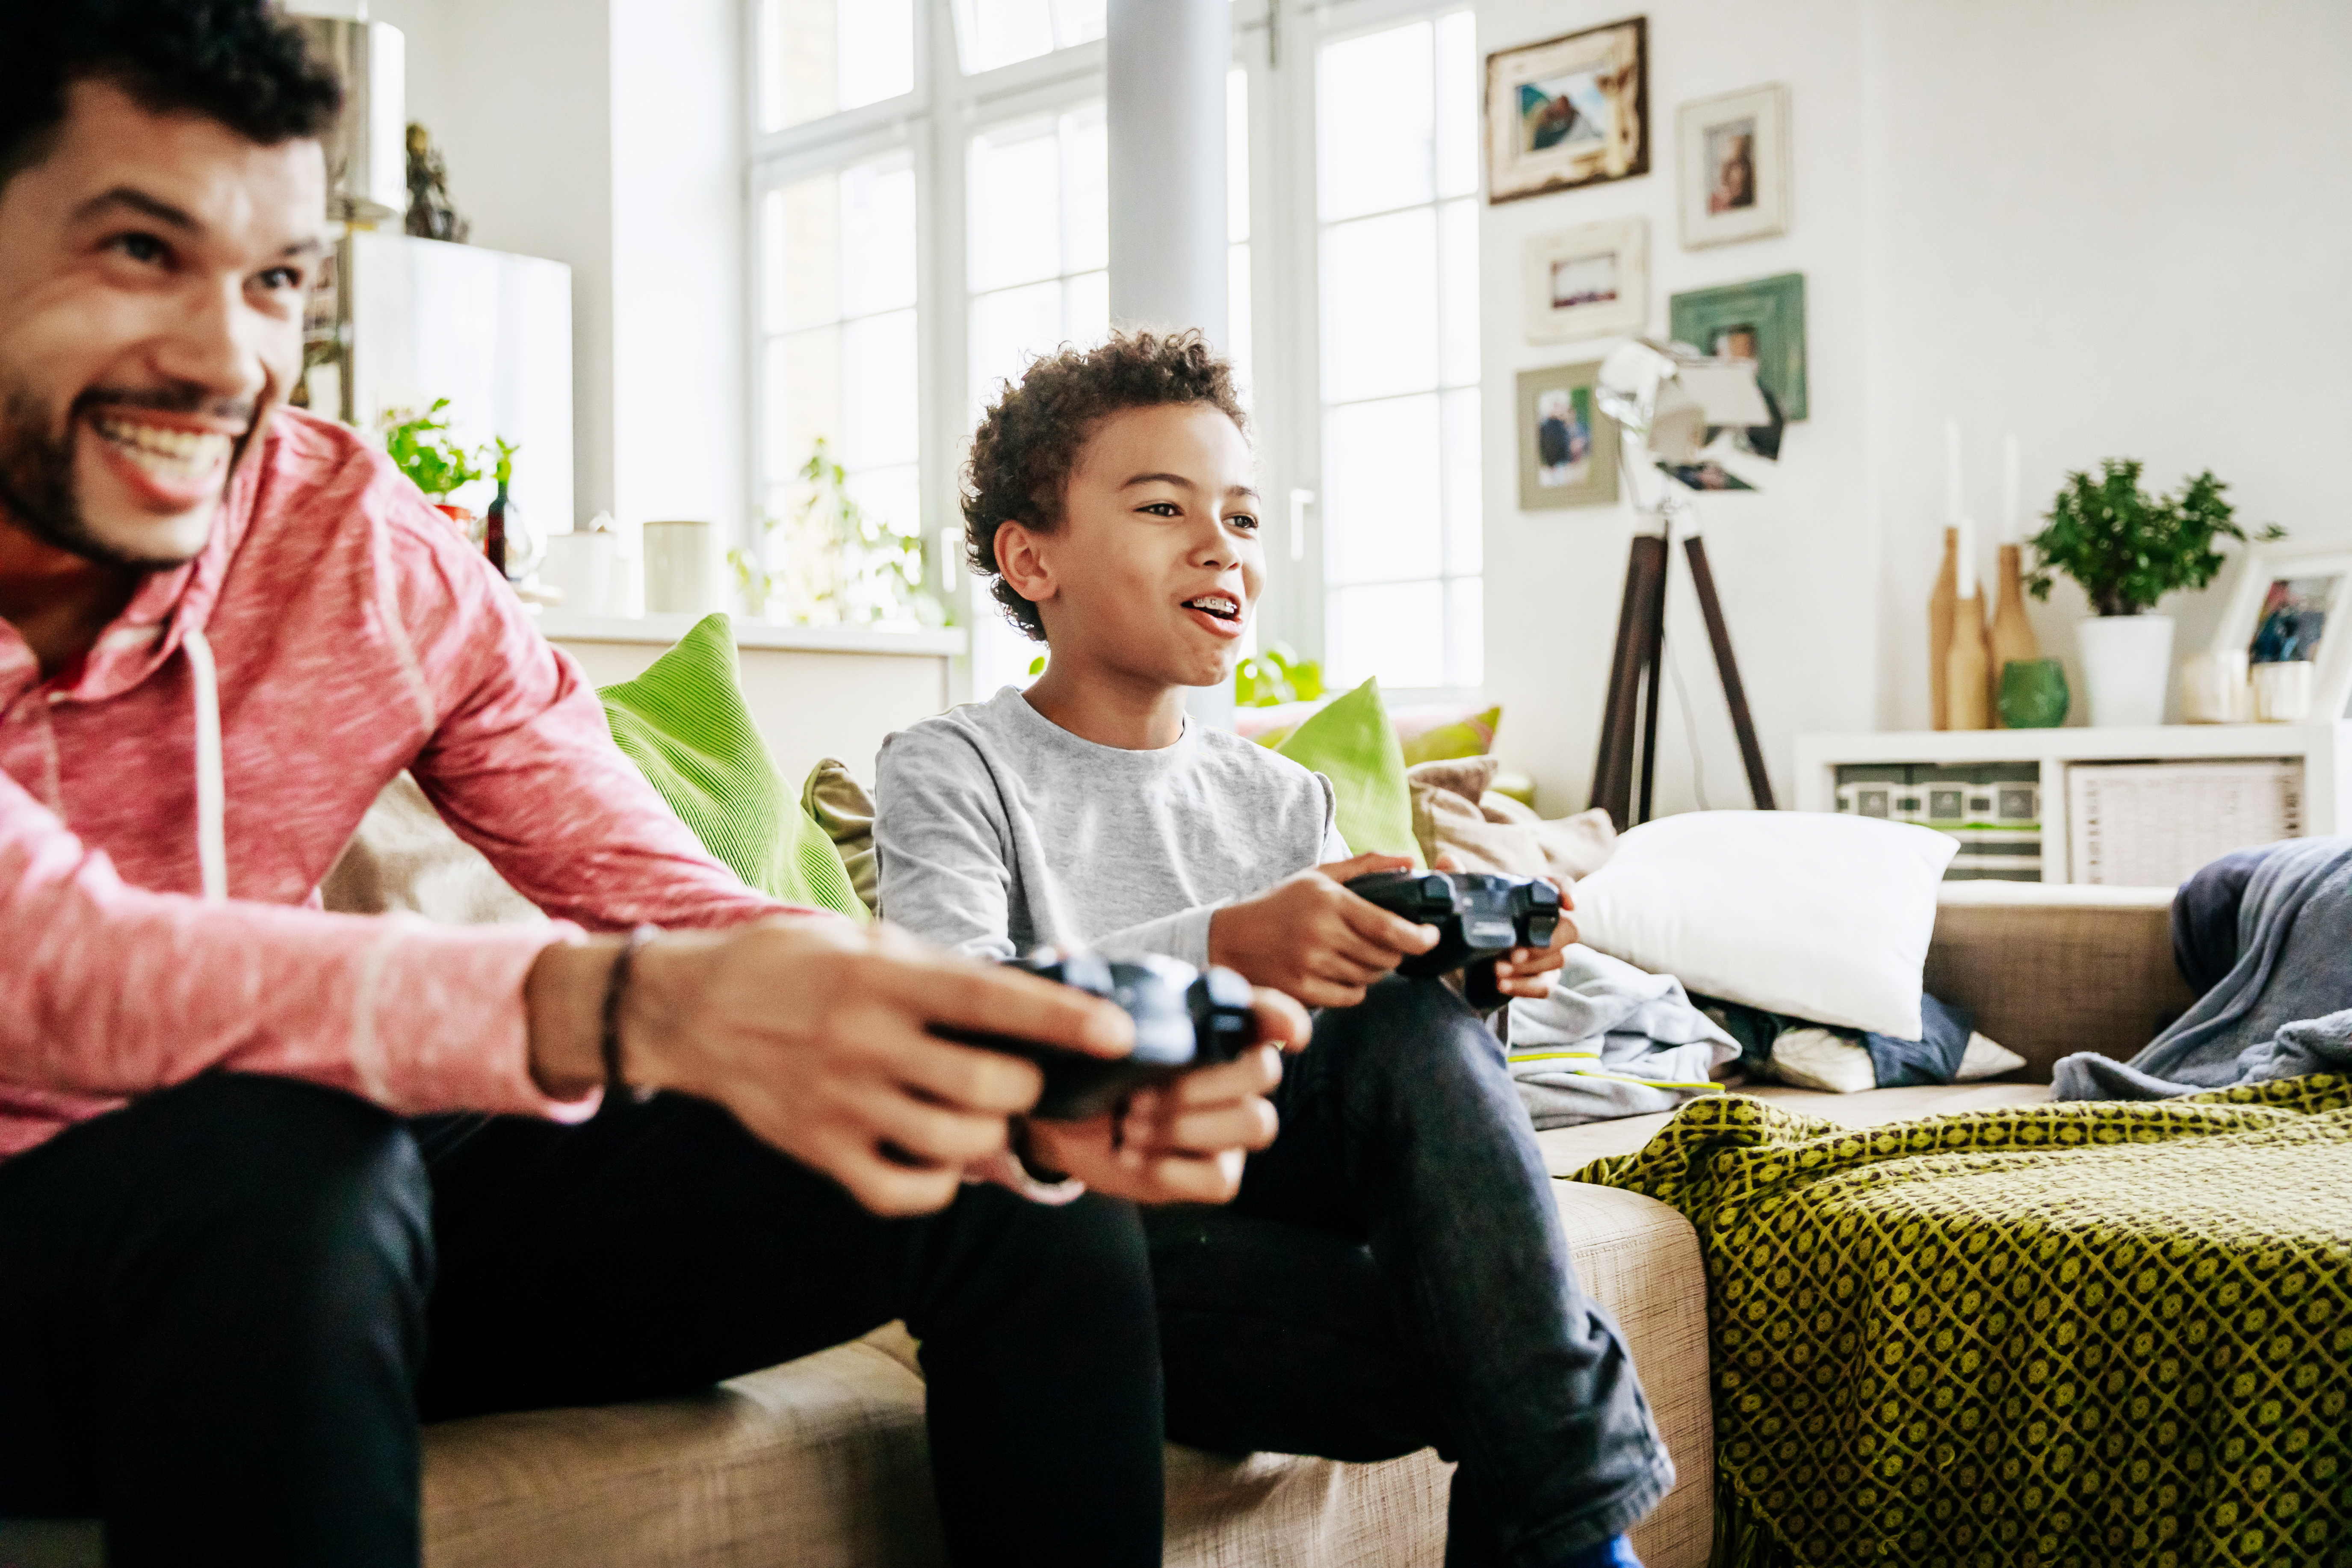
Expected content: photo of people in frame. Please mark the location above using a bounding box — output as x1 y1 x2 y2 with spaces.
1705 118 1757 213
1535 387 1594 489
2250 576 2339 665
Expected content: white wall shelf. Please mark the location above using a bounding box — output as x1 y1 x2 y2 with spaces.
537 611 966 659
1794 724 2352 886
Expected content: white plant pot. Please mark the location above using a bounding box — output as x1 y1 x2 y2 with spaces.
2077 614 2175 727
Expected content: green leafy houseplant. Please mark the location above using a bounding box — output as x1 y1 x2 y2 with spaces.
2023 458 2279 617
1235 641 1325 707
380 399 485 499
735 438 946 628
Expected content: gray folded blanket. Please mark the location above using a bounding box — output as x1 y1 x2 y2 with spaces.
1505 945 1738 1128
2054 836 2352 1099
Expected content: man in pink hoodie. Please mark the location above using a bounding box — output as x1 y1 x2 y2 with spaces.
0 5 1307 1563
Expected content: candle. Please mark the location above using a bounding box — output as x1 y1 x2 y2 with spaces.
2001 432 2021 544
1957 514 1977 599
1944 419 1963 527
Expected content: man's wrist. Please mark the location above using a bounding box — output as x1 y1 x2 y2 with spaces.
525 934 623 1098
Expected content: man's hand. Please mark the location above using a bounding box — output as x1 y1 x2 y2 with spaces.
1428 851 1581 1000
1206 852 1438 1008
1024 986 1310 1203
526 918 1135 1217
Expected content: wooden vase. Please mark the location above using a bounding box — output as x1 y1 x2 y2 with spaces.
1988 543 2039 727
1947 592 1991 729
1929 527 1958 730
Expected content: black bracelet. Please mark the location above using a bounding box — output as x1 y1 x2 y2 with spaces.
601 924 663 1104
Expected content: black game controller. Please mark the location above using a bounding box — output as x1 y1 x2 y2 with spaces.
937 951 1259 1121
1344 870 1563 1010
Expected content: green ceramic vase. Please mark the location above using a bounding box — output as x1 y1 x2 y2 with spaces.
1998 658 2070 729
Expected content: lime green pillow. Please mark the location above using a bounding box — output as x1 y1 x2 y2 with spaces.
599 613 868 920
1274 677 1424 867
1399 704 1501 767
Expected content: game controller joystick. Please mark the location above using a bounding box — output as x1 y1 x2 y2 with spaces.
937 951 1259 1121
1343 870 1562 1010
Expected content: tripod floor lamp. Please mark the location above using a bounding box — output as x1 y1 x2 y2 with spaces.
1589 340 1781 829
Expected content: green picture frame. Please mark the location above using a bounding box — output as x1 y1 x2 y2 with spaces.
1667 271 1808 421
1516 363 1619 510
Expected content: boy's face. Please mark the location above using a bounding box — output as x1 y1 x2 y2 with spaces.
1008 401 1263 691
0 79 326 569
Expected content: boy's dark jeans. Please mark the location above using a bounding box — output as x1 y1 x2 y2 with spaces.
0 1073 1165 1568
1146 975 1674 1568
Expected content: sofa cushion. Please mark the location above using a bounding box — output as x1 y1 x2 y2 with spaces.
420 1182 1717 1568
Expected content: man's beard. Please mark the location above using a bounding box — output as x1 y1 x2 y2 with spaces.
0 379 257 570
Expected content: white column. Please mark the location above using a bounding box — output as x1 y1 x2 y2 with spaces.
1105 0 1230 346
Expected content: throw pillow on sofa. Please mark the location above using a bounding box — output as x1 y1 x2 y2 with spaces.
600 613 867 920
1570 810 1955 1040
1274 677 1424 866
1406 757 1615 881
801 758 880 914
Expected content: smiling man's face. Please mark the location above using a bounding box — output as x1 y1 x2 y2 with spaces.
0 77 326 568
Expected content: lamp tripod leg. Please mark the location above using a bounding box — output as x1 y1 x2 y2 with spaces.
1591 534 1669 830
1683 535 1777 811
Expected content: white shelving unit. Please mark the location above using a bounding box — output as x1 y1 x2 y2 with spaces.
1793 724 2352 886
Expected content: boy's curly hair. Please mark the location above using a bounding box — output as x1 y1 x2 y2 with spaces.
963 329 1247 641
2 0 344 190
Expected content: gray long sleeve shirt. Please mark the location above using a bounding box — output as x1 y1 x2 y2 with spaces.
875 687 1348 966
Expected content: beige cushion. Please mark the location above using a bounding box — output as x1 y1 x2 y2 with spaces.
1408 756 1617 881
421 1182 1716 1568
321 773 543 927
801 758 880 915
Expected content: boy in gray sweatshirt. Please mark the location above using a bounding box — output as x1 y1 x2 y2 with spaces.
876 331 1669 1568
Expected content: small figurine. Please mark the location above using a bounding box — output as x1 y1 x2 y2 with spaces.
405 122 470 243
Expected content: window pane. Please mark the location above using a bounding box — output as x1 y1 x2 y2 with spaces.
769 325 841 481
1442 388 1480 576
844 462 921 540
1227 243 1253 402
1438 197 1479 387
956 0 1054 73
839 159 917 318
1317 22 1433 221
1051 0 1107 47
970 609 1044 696
840 308 918 471
759 0 913 133
1434 10 1479 199
1324 396 1442 585
1447 576 1483 688
1063 269 1108 344
1061 106 1109 275
770 175 839 332
970 281 1064 411
969 119 1064 291
1321 207 1436 403
1328 582 1446 691
1227 68 1250 244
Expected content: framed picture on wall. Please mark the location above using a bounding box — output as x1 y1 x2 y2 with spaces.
2211 540 2352 719
1516 363 1619 510
1484 18 1649 204
1677 84 1790 249
1667 272 1808 421
1523 218 1647 342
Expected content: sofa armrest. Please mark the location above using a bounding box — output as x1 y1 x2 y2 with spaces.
1923 885 2193 1081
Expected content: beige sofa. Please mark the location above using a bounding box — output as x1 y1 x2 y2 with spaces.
414 885 2188 1568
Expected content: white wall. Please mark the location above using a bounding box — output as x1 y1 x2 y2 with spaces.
1477 0 2352 818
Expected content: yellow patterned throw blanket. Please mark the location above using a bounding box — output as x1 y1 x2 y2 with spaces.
1572 1078 2352 1568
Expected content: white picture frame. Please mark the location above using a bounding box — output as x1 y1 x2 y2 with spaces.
1677 83 1790 250
2211 539 2352 720
1523 219 1648 343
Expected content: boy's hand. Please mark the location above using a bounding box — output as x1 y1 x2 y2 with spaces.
1428 851 1581 1000
1206 853 1437 1008
1023 987 1312 1203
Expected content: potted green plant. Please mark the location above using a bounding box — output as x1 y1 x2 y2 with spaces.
2023 459 2278 726
381 399 486 532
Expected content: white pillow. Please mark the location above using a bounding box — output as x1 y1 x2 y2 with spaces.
1769 1028 1876 1093
1569 811 1956 1039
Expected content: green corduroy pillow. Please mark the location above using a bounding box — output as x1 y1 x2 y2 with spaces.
599 613 868 920
1274 676 1425 868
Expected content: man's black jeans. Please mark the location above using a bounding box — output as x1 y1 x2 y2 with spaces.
0 1074 1166 1567
1145 976 1674 1568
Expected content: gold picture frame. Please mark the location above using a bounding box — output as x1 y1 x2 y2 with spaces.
1517 363 1619 510
1484 17 1650 204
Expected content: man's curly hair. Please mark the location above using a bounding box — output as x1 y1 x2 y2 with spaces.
963 329 1247 642
2 0 344 191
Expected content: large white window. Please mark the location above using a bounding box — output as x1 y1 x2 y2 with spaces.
748 0 1480 700
1313 10 1481 693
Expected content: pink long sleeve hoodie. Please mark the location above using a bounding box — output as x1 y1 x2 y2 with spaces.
0 408 792 1159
